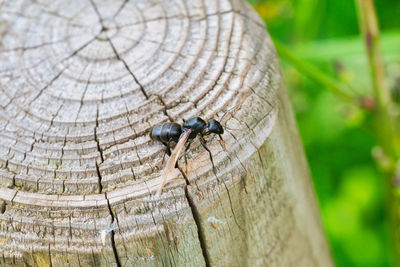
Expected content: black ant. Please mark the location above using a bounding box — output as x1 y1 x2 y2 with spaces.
150 117 225 196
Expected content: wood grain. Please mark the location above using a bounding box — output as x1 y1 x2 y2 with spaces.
0 0 332 266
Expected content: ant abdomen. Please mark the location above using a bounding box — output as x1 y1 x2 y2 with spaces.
149 122 182 143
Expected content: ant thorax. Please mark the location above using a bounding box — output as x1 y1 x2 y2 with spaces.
182 117 207 139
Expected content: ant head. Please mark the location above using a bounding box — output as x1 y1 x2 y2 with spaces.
206 119 224 135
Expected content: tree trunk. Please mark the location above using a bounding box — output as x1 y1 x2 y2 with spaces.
0 0 332 266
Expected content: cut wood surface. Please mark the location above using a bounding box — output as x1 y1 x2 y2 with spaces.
0 0 332 266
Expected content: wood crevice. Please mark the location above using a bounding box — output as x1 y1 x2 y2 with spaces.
107 37 149 100
95 105 105 193
184 185 211 267
89 0 149 100
105 194 122 267
156 95 174 122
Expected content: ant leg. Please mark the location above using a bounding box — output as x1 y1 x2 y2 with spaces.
184 141 191 174
161 141 172 167
218 134 226 151
163 141 180 168
200 136 216 172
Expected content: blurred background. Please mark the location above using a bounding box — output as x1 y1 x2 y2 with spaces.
247 0 400 266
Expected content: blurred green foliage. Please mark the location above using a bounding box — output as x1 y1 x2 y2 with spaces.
248 0 400 266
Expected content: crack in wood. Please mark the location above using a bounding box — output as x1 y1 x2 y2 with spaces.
28 35 97 104
222 129 249 194
105 194 122 267
95 162 103 193
156 95 174 122
117 10 237 30
75 71 92 121
112 0 128 18
88 0 104 23
0 37 82 53
177 143 241 266
184 185 211 267
48 244 53 267
107 37 149 99
86 3 122 265
148 209 176 266
89 0 149 100
48 100 65 131
94 106 105 194
94 107 104 163
0 200 6 214
201 137 244 231
30 65 69 104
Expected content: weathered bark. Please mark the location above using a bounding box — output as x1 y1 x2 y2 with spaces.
0 0 332 266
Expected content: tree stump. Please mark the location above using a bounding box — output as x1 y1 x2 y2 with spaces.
0 0 332 266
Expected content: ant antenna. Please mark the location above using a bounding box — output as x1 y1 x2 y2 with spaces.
219 109 231 123
222 124 240 131
219 108 240 131
219 106 239 124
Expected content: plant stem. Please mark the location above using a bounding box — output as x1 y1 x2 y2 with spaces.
355 0 399 158
356 0 390 107
355 0 400 265
274 40 360 105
